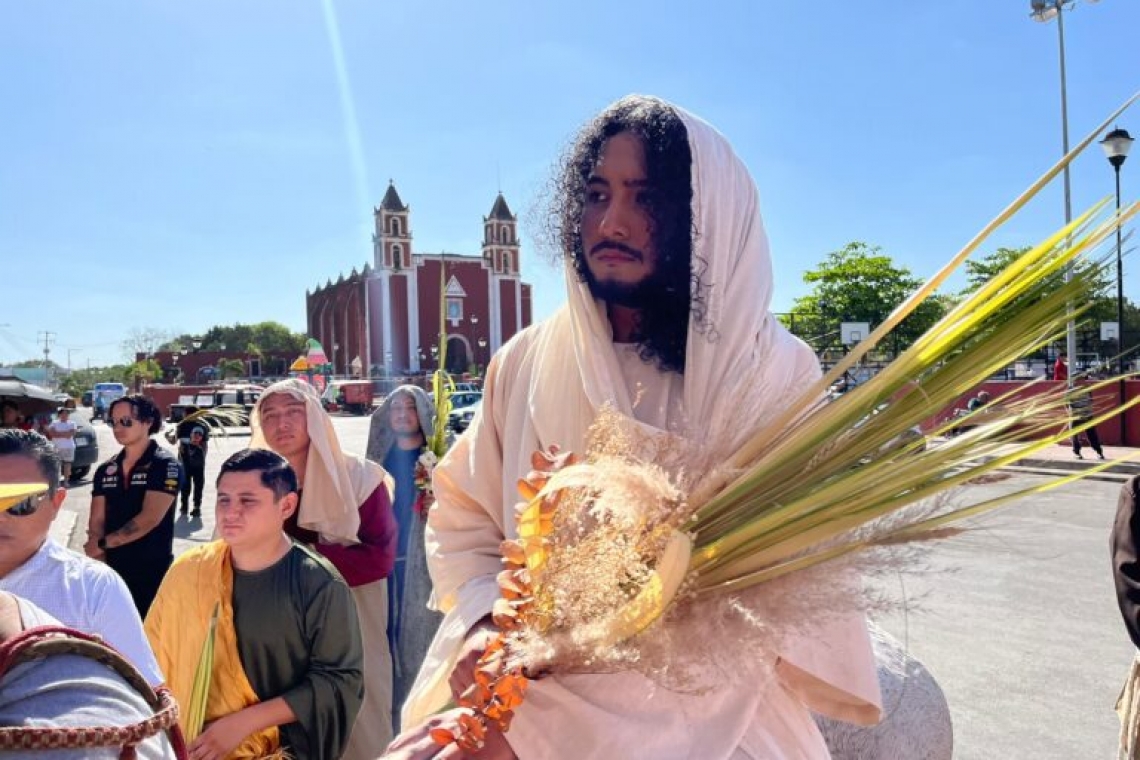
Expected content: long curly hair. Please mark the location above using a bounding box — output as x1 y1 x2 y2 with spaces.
545 96 705 374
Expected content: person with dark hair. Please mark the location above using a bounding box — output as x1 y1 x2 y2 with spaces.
1070 383 1105 460
0 400 21 429
1054 351 1069 383
145 448 364 760
47 406 78 482
85 394 181 617
367 385 443 731
386 97 880 759
1112 475 1140 753
0 431 163 688
251 379 398 757
173 408 209 518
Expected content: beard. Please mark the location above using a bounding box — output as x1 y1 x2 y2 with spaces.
583 268 657 309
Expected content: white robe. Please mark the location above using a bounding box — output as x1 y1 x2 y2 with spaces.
405 96 882 759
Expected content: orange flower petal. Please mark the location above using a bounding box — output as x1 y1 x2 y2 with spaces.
431 727 458 746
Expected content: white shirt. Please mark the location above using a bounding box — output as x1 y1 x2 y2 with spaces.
15 594 60 627
48 419 77 451
0 538 164 686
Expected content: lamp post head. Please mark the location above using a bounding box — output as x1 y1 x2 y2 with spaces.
1030 0 1059 21
1101 127 1134 170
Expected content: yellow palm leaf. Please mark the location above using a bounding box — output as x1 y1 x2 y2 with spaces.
185 602 220 740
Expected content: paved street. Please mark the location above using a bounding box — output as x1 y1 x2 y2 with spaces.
52 409 1135 758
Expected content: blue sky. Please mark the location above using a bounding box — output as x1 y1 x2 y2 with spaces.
1 0 1137 368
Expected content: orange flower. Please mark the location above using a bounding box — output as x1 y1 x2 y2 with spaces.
500 539 527 567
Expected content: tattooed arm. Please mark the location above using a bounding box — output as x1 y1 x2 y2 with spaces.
102 491 175 549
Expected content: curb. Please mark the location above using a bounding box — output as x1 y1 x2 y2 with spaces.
1011 457 1140 476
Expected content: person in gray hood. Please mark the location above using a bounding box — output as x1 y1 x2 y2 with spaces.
367 384 444 732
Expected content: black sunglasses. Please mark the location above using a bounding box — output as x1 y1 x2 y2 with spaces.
5 493 47 518
108 417 138 429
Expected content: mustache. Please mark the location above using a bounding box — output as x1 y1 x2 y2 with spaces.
589 241 643 261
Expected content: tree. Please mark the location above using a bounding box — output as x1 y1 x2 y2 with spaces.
59 366 130 398
781 242 949 353
163 322 307 356
961 245 1140 358
121 327 172 362
218 358 246 380
126 358 163 387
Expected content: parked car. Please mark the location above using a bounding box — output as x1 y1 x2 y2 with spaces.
449 399 481 434
69 412 99 482
169 385 263 424
448 391 483 410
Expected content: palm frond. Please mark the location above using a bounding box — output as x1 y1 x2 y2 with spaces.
674 90 1140 600
185 602 219 741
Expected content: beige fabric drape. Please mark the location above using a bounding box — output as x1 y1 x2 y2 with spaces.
250 379 387 545
405 96 881 758
342 579 394 760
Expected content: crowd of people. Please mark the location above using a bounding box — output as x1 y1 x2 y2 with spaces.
0 94 1138 759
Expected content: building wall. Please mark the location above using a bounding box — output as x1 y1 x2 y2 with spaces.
307 191 531 377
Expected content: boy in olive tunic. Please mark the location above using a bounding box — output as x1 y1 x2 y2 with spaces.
146 449 363 760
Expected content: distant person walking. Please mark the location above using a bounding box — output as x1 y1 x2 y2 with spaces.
47 407 77 482
1054 352 1069 383
174 410 208 518
1069 386 1105 460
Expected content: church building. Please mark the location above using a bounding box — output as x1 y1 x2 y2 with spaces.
306 182 533 376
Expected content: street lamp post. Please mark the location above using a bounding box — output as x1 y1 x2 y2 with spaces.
1101 126 1134 443
1030 0 1101 384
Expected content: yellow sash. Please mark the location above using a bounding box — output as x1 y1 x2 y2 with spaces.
145 540 282 759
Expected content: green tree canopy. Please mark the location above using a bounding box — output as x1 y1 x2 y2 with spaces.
781 242 949 353
218 358 246 380
961 245 1139 346
160 322 306 355
58 366 130 398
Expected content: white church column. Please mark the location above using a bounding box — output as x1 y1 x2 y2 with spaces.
489 275 502 352
380 270 394 375
408 267 420 373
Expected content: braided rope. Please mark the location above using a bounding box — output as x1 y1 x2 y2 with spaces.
0 626 187 757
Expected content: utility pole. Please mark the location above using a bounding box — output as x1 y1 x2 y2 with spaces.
38 331 56 388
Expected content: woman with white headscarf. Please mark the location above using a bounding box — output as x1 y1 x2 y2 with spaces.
389 96 882 759
250 378 397 758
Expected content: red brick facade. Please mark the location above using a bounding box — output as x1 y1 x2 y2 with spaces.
306 183 532 376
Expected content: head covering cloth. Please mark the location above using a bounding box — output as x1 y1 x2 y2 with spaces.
250 379 386 545
410 96 880 736
366 385 436 464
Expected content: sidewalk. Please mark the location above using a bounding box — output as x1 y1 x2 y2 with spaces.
928 435 1140 479
1009 442 1140 475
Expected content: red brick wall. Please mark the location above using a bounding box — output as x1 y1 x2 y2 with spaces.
390 274 409 370
521 283 532 329
924 379 1140 447
499 279 517 344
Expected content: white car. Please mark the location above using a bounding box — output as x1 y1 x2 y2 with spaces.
449 400 481 434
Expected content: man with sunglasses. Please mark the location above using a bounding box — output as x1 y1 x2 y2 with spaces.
86 394 181 617
0 430 163 687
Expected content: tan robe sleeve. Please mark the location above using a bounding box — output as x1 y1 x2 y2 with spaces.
426 348 513 633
